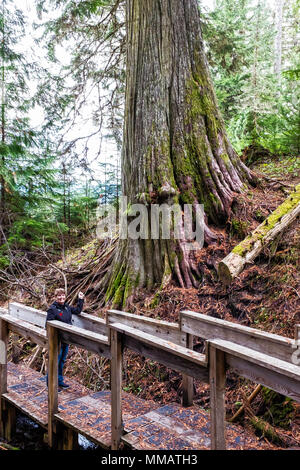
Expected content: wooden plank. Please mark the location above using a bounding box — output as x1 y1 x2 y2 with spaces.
0 319 8 437
2 392 48 428
138 409 214 448
109 311 194 406
4 403 16 442
47 320 111 358
108 309 186 346
182 333 194 407
209 345 226 450
59 330 111 358
54 412 111 449
9 302 108 336
110 329 123 450
4 362 89 430
109 322 208 368
47 320 109 344
295 324 300 342
121 432 139 448
210 339 300 381
47 322 59 448
9 302 46 327
181 310 293 363
123 334 209 382
72 312 107 336
0 313 47 347
63 427 79 450
227 355 300 403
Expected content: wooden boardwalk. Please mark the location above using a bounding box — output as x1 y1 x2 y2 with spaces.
4 362 272 450
1 302 299 450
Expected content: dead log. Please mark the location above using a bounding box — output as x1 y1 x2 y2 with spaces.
218 183 300 285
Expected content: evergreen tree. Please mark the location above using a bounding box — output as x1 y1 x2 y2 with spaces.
35 0 125 164
202 0 299 155
0 0 60 259
202 0 251 123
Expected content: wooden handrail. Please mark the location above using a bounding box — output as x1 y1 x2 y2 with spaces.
8 302 108 336
1 302 300 451
0 313 47 347
109 321 207 368
210 338 300 381
107 309 186 345
181 310 295 363
46 320 110 357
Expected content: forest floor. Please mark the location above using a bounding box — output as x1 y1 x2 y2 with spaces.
1 153 300 450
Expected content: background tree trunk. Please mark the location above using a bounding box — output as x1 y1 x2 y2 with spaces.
274 0 284 81
105 0 254 306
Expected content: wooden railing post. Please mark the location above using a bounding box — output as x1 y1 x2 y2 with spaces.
209 344 226 450
47 322 59 449
182 333 194 407
110 328 123 450
0 319 8 438
62 427 79 450
4 404 16 441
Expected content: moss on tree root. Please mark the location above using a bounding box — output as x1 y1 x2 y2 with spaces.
232 183 300 257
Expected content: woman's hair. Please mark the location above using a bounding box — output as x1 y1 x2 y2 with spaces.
54 288 66 297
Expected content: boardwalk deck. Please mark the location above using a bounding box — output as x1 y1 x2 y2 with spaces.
55 391 160 448
3 362 274 450
123 403 272 450
4 362 89 428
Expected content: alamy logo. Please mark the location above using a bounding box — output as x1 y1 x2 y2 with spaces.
292 341 300 365
96 197 205 251
0 339 6 365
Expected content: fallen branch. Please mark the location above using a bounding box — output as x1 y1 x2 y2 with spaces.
74 347 109 388
230 384 262 422
0 441 19 450
218 183 300 285
28 346 43 368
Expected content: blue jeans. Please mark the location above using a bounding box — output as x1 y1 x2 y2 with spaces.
46 343 69 386
58 343 69 385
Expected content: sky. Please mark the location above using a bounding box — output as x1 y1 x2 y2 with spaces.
13 0 120 186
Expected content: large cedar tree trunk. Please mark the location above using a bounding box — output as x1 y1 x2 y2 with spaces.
105 0 254 306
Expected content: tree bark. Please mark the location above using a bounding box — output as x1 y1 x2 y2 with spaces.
105 0 255 306
0 1 6 242
274 0 284 81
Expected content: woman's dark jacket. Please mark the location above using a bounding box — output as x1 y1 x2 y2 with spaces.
46 298 84 326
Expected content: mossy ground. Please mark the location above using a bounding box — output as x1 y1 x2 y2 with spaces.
232 182 300 257
255 155 300 180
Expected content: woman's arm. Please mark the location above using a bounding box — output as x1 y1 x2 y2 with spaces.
70 296 84 315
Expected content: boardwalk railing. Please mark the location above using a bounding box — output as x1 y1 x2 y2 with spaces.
0 301 299 450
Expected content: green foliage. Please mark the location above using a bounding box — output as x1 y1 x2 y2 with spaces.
261 387 294 429
230 218 249 239
6 218 68 249
35 0 124 157
202 0 300 156
0 1 62 256
201 0 251 121
255 155 300 178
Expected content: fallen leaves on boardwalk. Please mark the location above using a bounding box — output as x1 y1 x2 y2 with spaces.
5 362 277 450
